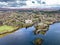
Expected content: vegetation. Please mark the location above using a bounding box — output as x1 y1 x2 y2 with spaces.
0 25 17 34
0 10 60 37
33 38 43 45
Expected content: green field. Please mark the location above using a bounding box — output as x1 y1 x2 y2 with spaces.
0 25 16 33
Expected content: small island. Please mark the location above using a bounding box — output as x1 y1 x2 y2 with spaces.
33 38 43 45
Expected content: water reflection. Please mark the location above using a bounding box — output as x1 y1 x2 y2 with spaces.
0 23 60 45
0 26 35 45
43 23 60 45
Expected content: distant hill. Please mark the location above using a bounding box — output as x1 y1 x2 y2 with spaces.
0 7 60 12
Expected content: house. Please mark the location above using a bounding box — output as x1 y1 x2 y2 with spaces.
25 19 33 24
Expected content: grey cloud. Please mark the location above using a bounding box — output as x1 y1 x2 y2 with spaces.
0 0 27 2
0 0 27 7
0 0 15 2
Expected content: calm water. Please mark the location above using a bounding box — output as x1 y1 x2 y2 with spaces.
0 23 60 45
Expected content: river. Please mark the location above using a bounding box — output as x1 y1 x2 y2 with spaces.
0 23 60 45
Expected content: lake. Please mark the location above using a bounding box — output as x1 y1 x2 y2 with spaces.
0 23 60 45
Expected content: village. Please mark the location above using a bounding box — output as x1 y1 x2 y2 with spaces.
0 10 60 35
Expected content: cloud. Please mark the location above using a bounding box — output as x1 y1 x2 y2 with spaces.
0 0 15 2
0 2 8 7
0 0 27 7
45 0 58 5
0 2 7 5
0 0 60 8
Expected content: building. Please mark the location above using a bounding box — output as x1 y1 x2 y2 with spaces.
25 19 33 24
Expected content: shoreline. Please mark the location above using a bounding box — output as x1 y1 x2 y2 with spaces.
33 21 60 35
0 21 60 37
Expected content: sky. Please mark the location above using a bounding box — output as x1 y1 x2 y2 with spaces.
0 0 60 8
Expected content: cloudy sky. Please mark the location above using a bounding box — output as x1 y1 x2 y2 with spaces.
0 0 60 8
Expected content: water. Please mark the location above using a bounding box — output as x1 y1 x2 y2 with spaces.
43 23 60 45
0 23 60 45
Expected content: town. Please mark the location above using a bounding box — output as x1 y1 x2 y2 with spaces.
0 10 60 35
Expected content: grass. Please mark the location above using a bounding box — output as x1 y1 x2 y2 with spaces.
0 25 18 38
0 25 16 33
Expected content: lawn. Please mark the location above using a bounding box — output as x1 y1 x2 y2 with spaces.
0 25 17 33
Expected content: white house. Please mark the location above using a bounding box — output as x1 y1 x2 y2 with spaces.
25 19 33 24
